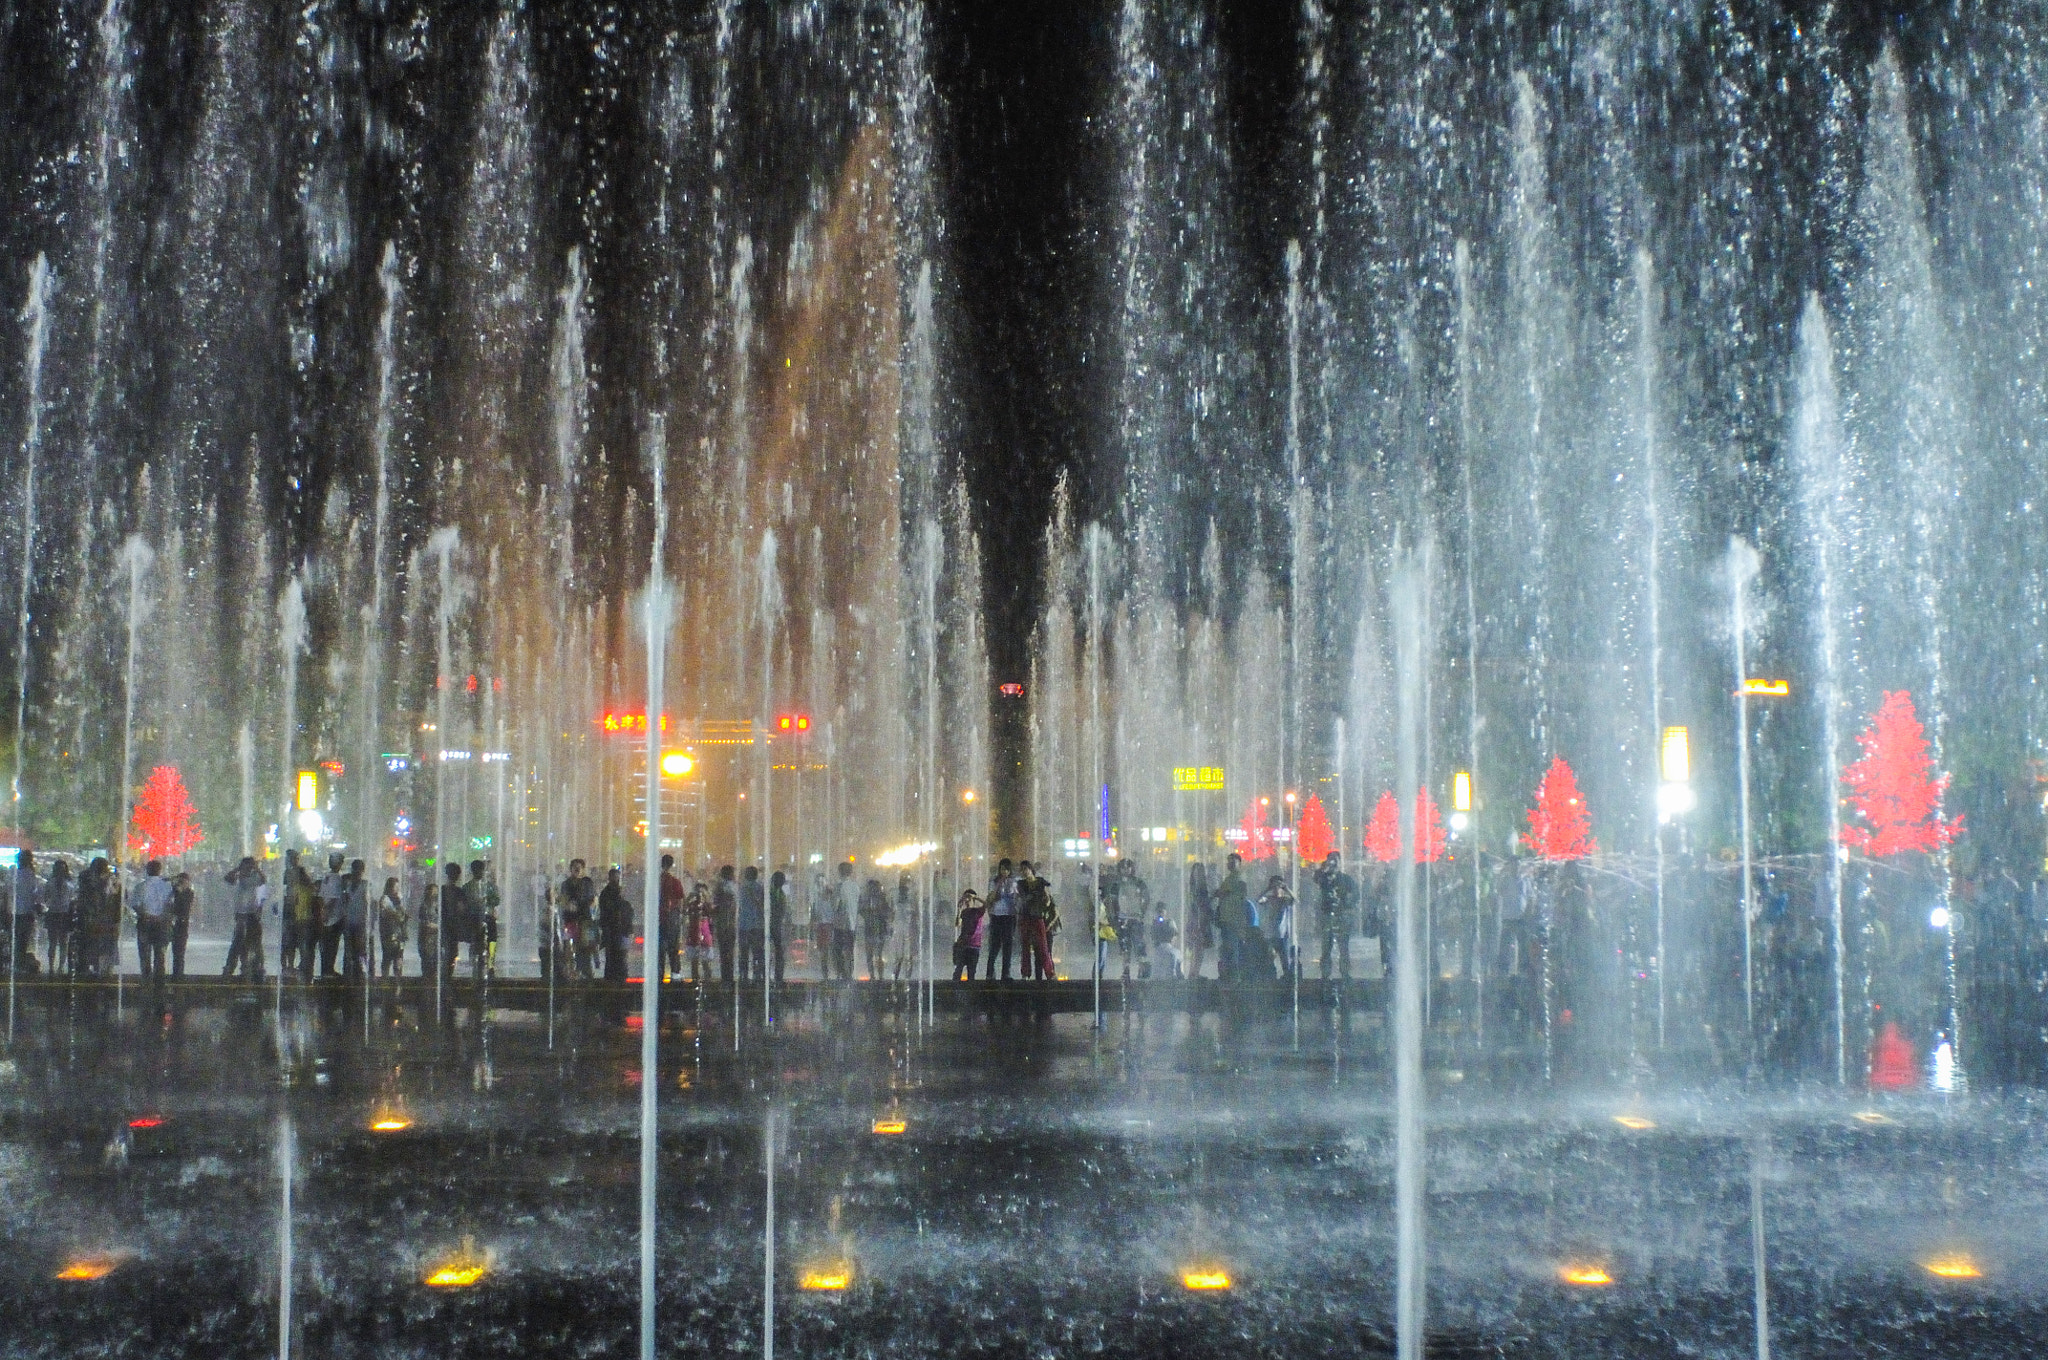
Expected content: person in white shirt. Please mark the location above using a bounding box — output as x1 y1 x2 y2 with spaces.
137 859 173 983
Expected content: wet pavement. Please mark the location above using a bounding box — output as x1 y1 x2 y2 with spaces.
1 979 2043 1358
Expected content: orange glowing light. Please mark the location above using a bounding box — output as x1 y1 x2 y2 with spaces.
1560 1264 1614 1286
871 1118 907 1135
128 1116 163 1129
370 1112 413 1133
1923 1254 1983 1279
55 1254 127 1281
800 1266 853 1291
1181 1269 1232 1291
1736 678 1791 697
424 1237 492 1288
1612 1115 1655 1131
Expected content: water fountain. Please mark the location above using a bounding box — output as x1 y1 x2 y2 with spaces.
2 5 2048 1356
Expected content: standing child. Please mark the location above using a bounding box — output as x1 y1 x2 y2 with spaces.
952 890 986 981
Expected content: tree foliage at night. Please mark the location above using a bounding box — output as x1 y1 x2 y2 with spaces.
1295 793 1334 864
1840 690 1962 856
1413 788 1447 864
1366 791 1401 863
1526 757 1596 861
129 765 203 859
1235 798 1276 860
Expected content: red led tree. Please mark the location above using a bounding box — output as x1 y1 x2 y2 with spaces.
1413 788 1448 863
1526 757 1596 861
1294 793 1335 864
1236 799 1276 861
1365 791 1402 863
129 764 203 859
1839 690 1962 856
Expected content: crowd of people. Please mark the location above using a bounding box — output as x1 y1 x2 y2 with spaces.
0 835 1438 1004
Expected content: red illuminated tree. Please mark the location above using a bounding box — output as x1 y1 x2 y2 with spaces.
1526 757 1596 861
1294 793 1335 864
1365 791 1402 863
129 764 203 859
1839 690 1962 856
1236 799 1276 861
1413 788 1448 864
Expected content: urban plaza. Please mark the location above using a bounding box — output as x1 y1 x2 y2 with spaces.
1 2 2044 1357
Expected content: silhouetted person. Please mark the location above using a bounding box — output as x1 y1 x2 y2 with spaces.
169 871 194 977
439 862 465 980
1313 853 1359 982
43 858 74 977
341 859 370 980
222 857 265 980
953 890 986 980
858 877 891 980
830 861 858 979
739 866 766 982
713 865 738 983
467 859 497 983
1018 862 1055 981
768 869 790 985
10 848 38 974
378 876 408 977
658 854 685 981
561 859 597 979
317 851 346 977
599 867 631 983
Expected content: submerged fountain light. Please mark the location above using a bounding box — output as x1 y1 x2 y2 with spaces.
1922 1253 1983 1279
871 1116 907 1135
55 1253 129 1281
369 1107 413 1133
127 1116 164 1129
1181 1268 1232 1291
423 1236 493 1288
1559 1264 1614 1286
800 1263 853 1291
1611 1115 1655 1131
1852 1110 1894 1125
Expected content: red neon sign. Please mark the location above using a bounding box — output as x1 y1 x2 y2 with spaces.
601 712 672 734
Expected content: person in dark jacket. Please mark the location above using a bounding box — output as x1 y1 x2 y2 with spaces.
658 854 685 982
1313 853 1359 981
768 869 790 985
169 871 196 978
712 865 738 983
599 867 631 983
738 866 766 982
1018 863 1055 981
858 878 892 981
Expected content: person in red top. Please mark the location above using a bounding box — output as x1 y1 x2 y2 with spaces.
658 854 686 983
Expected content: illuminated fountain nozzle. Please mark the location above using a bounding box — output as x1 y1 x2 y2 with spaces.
423 1236 493 1288
1559 1263 1613 1286
56 1252 130 1281
800 1262 854 1291
1922 1253 1983 1280
1180 1267 1233 1291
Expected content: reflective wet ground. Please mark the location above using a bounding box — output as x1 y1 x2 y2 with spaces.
2 981 2042 1358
